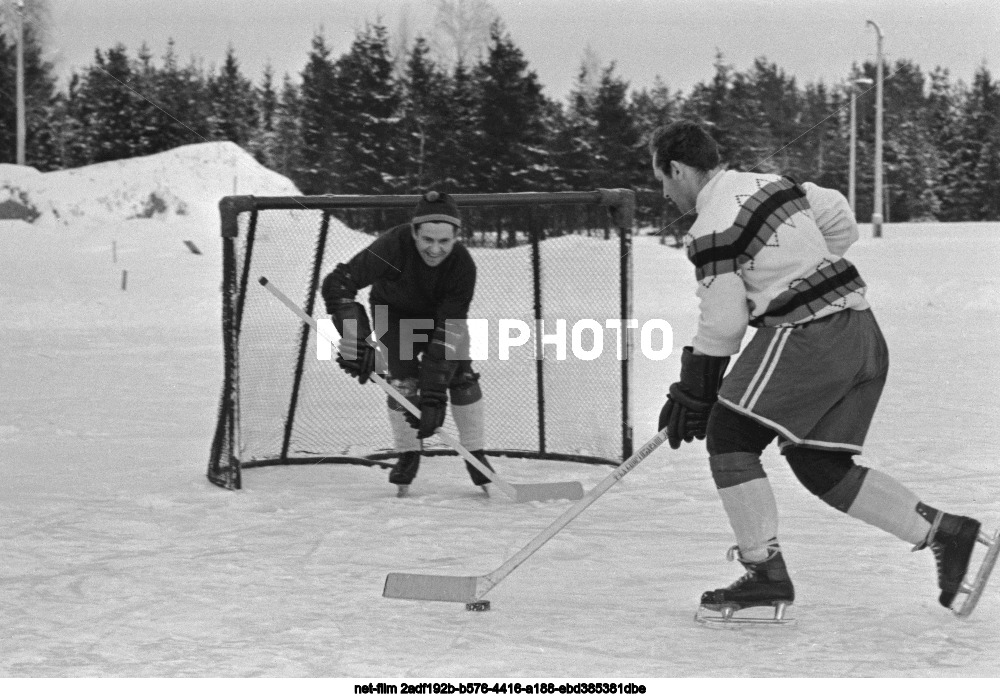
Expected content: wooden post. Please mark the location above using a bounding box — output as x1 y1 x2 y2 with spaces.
121 270 128 291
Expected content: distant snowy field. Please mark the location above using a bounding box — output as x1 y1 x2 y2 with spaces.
1 144 999 678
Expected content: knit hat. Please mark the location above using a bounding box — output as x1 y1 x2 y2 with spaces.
412 191 461 228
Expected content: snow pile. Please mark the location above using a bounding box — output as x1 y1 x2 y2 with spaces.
0 141 301 225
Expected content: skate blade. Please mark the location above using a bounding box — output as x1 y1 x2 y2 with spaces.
695 602 795 627
480 485 491 497
396 485 409 498
953 528 1000 619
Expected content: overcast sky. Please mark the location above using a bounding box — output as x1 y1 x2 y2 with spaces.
43 0 1000 99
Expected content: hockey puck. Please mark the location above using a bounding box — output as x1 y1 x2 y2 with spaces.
465 600 491 612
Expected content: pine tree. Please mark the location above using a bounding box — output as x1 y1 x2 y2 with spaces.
590 63 642 189
747 58 801 174
76 44 147 163
400 36 450 189
296 32 339 194
682 53 754 169
797 81 846 191
330 22 404 194
963 66 1000 220
247 63 279 166
472 21 549 192
269 73 304 181
206 46 259 148
926 67 959 221
632 76 681 138
553 59 601 191
437 60 480 191
875 59 931 221
141 39 211 155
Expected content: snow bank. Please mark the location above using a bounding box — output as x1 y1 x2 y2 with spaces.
0 141 301 226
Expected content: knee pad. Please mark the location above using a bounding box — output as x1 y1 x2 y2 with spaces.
706 404 776 457
386 377 418 411
709 451 767 489
449 369 482 406
784 446 866 511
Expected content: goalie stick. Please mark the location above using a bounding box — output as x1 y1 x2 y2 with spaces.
259 277 585 503
382 427 669 604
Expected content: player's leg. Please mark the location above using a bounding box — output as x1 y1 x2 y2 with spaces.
449 361 493 487
784 309 982 608
785 446 981 608
701 404 794 609
381 310 422 487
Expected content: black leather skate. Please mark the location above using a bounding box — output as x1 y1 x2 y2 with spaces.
389 451 420 496
696 546 795 625
915 511 982 609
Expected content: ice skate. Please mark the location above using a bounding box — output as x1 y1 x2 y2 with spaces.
696 546 795 626
954 529 1000 618
916 512 999 617
388 451 420 494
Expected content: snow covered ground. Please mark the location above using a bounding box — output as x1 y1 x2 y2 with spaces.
1 145 999 678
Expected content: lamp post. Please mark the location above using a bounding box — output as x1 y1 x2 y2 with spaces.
16 0 26 166
848 77 873 214
866 19 884 238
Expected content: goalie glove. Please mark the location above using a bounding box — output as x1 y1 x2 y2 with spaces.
658 347 730 449
329 300 379 385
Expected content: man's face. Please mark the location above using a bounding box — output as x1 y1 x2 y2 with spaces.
652 152 694 212
412 221 458 267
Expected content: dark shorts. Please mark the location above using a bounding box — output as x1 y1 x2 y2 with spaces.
373 305 473 383
717 309 888 453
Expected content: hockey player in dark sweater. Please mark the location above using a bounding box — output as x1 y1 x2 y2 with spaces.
321 191 493 496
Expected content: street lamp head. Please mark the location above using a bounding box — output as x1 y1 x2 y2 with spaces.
854 77 874 90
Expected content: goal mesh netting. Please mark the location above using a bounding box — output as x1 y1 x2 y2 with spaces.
207 191 635 490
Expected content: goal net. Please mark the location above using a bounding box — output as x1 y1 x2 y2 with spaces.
207 190 635 490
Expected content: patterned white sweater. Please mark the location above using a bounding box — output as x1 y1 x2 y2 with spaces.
687 170 870 356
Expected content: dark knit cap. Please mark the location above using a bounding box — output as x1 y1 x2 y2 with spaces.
412 191 461 228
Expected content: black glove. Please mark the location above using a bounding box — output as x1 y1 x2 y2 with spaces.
658 347 730 449
330 301 377 384
336 349 377 384
404 353 456 439
404 396 447 439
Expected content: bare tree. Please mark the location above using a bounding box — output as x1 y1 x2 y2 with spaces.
391 3 414 78
429 0 499 66
576 44 603 102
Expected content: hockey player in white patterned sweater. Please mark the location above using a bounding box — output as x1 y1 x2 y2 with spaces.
649 120 986 619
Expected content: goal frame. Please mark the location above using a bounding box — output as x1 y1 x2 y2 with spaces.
207 190 635 490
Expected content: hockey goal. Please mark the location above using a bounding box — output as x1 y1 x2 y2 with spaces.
207 190 635 490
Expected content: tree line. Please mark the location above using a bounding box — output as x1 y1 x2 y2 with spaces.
2 17 999 225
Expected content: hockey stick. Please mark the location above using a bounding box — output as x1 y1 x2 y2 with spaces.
382 427 669 603
259 277 585 503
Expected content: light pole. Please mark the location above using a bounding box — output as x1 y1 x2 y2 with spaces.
866 19 884 238
848 77 873 214
16 0 26 166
